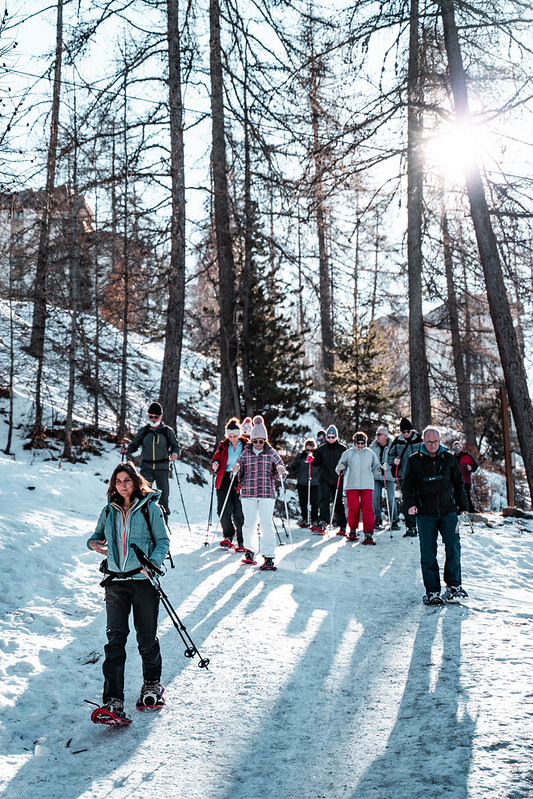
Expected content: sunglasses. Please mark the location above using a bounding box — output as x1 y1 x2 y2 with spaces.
148 414 161 420
355 441 365 446
252 438 265 444
326 435 336 439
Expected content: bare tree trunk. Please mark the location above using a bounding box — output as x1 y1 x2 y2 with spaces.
160 0 186 430
439 0 533 504
407 0 432 430
63 99 80 462
311 69 334 394
210 0 241 435
239 58 254 416
29 0 64 437
441 206 475 444
4 198 15 455
117 74 129 442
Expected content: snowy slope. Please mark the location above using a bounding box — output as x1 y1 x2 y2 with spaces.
0 441 532 799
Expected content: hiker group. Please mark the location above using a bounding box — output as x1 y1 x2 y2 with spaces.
87 401 476 722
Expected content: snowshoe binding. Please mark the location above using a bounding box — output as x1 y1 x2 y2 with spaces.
90 698 132 726
241 550 257 565
361 533 376 545
347 531 359 541
136 682 165 711
336 528 346 537
259 557 277 571
423 592 445 606
312 522 327 536
442 585 469 602
220 539 235 549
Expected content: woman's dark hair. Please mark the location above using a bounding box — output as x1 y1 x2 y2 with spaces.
107 462 152 504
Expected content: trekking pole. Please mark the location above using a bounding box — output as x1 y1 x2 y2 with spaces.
211 471 236 542
280 475 296 569
272 515 283 546
382 470 393 539
130 543 210 669
328 472 342 532
306 454 313 527
203 471 216 547
172 461 191 534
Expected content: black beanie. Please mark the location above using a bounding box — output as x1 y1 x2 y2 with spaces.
400 417 412 432
148 401 163 416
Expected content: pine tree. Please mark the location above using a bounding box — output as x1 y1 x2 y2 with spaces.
244 263 311 445
326 320 401 436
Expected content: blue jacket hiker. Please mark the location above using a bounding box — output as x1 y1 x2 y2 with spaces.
87 462 170 721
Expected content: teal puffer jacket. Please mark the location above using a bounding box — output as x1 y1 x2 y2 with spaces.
87 490 170 579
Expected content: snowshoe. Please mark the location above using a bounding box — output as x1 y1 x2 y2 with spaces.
297 521 308 528
259 557 277 571
312 522 327 536
347 531 359 541
241 550 257 565
423 592 445 606
136 682 165 710
361 533 376 545
91 699 132 726
234 545 247 553
403 529 418 537
336 528 346 536
442 585 469 602
220 539 235 549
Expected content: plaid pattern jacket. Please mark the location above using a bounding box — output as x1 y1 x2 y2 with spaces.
235 442 286 499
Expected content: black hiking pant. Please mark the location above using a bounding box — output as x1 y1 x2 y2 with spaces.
103 579 161 703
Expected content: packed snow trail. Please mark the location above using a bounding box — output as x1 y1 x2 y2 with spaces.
0 452 532 799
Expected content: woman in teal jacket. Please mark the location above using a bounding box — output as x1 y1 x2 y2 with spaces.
87 462 169 720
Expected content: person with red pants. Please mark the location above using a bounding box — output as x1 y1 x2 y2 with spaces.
336 431 381 544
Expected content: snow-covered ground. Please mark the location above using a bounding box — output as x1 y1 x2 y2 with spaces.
0 438 532 799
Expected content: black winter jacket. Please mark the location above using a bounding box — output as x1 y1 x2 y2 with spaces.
402 445 468 517
313 441 346 486
288 451 321 486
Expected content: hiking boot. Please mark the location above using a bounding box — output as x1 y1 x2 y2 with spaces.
403 528 417 537
241 550 257 565
103 698 126 718
137 682 165 709
443 585 468 601
391 521 400 531
347 530 359 541
423 592 445 606
361 533 375 545
259 557 277 571
374 518 383 530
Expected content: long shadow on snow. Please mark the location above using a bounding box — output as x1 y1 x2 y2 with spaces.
211 543 475 799
0 543 265 799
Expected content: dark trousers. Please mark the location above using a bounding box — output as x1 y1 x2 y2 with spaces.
464 483 476 512
297 484 319 524
103 579 162 703
319 481 347 529
417 512 462 594
141 464 170 515
217 472 244 546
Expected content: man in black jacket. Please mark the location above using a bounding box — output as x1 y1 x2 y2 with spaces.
122 402 180 516
402 427 469 605
313 425 347 533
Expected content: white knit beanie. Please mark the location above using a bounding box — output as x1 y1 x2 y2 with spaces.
251 415 268 440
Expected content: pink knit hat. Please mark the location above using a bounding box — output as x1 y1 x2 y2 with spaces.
241 417 253 437
251 415 268 440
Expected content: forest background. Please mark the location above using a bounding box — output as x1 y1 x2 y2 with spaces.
0 0 532 507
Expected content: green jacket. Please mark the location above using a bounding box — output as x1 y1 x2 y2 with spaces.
126 424 180 470
87 490 169 578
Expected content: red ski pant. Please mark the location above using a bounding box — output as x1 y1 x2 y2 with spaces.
346 489 374 534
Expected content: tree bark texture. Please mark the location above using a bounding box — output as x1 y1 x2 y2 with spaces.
441 206 475 445
439 0 533 504
407 0 432 430
239 65 254 416
210 0 241 435
160 0 187 430
29 0 64 435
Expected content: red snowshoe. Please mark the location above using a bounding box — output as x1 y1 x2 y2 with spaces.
136 683 165 711
90 699 132 726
